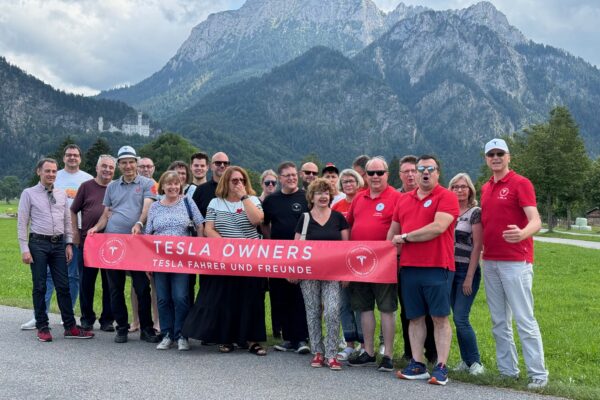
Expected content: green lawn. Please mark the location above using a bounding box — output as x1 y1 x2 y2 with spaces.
2 217 598 399
537 230 600 243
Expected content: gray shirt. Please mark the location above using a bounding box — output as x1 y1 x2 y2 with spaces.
103 175 157 234
17 182 73 253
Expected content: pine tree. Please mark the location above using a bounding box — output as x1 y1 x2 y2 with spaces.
84 138 112 175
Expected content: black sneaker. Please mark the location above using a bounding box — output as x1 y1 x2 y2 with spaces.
140 328 161 343
80 322 94 331
114 329 128 343
378 355 394 372
274 341 296 352
348 351 377 367
100 322 115 332
296 341 310 354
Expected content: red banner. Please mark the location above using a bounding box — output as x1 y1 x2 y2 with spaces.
84 233 398 283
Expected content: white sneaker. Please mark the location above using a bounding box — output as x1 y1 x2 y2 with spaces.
453 360 469 372
336 346 355 361
527 378 548 389
177 337 190 351
21 318 37 330
156 336 173 350
469 362 485 375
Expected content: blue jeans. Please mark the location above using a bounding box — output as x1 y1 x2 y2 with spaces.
450 264 481 365
154 272 190 340
340 286 363 343
29 237 76 329
44 245 80 312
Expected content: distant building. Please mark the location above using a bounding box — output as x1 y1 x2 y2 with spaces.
97 112 150 136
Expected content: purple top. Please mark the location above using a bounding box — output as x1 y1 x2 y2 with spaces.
18 182 73 253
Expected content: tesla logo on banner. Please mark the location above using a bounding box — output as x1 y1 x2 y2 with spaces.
99 238 127 266
346 246 378 277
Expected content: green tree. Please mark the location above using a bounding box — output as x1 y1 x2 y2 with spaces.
0 176 22 203
138 132 199 176
510 106 590 232
83 138 112 175
584 157 600 211
388 155 401 189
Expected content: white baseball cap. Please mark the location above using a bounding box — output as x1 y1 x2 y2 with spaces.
484 138 509 154
117 145 138 161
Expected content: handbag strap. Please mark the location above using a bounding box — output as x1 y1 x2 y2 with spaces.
300 212 310 240
183 197 194 223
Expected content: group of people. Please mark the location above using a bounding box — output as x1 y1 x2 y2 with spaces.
17 138 548 389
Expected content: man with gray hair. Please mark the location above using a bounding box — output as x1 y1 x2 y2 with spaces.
70 154 116 332
347 156 402 372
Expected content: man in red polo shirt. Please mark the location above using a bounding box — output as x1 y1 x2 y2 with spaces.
388 155 459 386
346 156 402 372
480 138 548 390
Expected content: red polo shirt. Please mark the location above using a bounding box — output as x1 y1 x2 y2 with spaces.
481 170 537 263
393 185 459 271
347 185 402 241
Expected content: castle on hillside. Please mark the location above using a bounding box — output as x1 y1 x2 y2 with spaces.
98 112 150 136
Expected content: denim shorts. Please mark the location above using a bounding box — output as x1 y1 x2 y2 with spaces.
349 282 398 313
400 267 451 319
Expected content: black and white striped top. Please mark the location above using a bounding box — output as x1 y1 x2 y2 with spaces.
206 196 262 239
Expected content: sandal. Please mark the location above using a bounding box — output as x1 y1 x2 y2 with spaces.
248 343 267 356
218 344 235 353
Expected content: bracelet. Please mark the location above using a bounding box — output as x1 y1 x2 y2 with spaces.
135 221 144 228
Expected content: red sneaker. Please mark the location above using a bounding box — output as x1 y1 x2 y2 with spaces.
325 357 342 371
64 325 95 339
37 328 52 342
310 352 324 368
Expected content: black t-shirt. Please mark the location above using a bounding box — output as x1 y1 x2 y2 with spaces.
262 189 309 239
295 210 349 241
192 180 218 218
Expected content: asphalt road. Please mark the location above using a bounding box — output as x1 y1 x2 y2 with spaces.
0 306 565 400
534 236 600 249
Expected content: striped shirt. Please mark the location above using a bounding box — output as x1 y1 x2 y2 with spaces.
454 206 481 265
17 182 73 253
206 196 262 239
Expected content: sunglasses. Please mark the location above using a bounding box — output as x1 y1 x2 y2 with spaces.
213 161 230 167
366 170 386 176
486 151 506 158
47 190 56 205
230 178 246 185
302 171 318 176
417 165 437 173
263 180 277 187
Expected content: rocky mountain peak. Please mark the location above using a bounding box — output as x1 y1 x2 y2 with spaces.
457 1 526 45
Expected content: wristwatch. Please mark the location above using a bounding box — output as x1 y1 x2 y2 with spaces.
401 233 410 243
135 221 144 228
240 195 249 201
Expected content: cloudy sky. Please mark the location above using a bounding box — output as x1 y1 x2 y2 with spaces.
1 0 598 95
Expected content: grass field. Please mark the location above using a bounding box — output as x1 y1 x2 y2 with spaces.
2 216 599 399
538 230 600 243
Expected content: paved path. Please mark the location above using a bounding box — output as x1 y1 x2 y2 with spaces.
0 306 565 400
534 236 600 250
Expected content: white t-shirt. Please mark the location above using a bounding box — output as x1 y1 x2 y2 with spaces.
55 169 93 228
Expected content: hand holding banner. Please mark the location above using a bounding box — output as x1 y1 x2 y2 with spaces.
84 233 398 283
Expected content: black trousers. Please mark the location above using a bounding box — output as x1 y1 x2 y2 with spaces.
106 269 153 331
78 242 113 326
268 278 308 343
397 269 437 361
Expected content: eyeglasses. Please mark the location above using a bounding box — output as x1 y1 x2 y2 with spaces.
213 161 230 167
280 173 297 179
400 169 417 175
417 166 437 173
341 179 356 185
138 165 154 169
64 153 80 158
366 170 386 176
451 185 469 191
263 180 277 186
302 171 318 176
230 178 246 185
486 151 506 158
47 190 56 205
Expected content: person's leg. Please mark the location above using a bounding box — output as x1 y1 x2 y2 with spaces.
29 240 51 329
397 270 412 358
129 284 140 331
500 262 548 381
149 275 160 331
483 260 520 377
300 280 324 355
106 269 128 331
98 268 114 326
452 270 482 365
322 281 341 359
45 265 54 315
154 272 173 339
131 271 153 330
375 283 398 359
408 316 427 363
360 310 376 356
67 245 80 309
339 285 360 343
431 316 452 365
381 311 395 358
48 243 76 328
79 242 98 327
171 273 190 340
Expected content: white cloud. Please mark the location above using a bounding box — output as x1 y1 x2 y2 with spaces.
0 0 598 96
